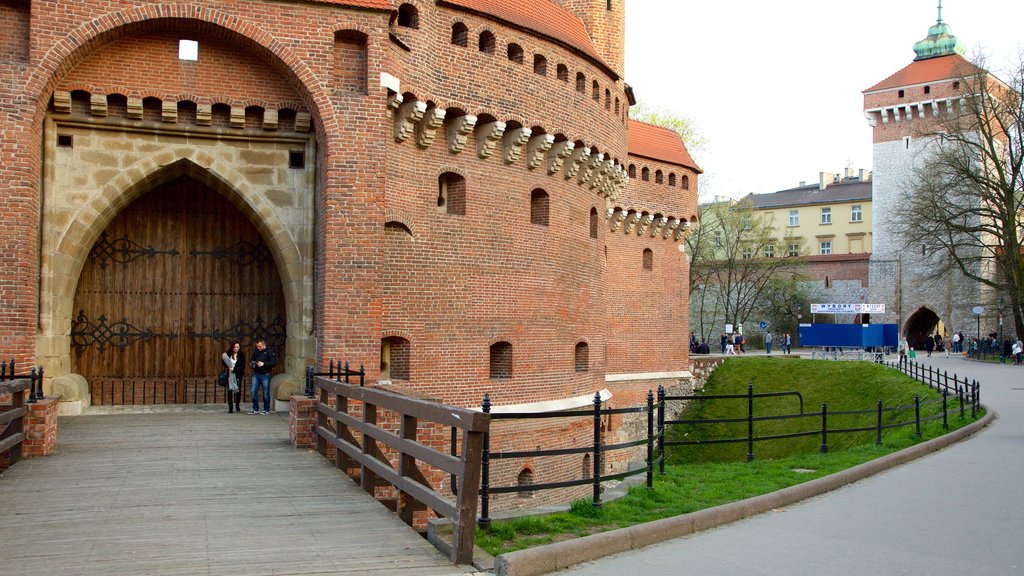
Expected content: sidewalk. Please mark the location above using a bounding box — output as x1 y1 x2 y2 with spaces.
558 355 1024 576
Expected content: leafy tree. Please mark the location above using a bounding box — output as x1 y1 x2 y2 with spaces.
893 54 1024 338
686 199 806 341
631 100 707 156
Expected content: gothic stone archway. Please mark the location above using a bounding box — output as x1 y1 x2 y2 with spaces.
71 177 287 404
904 307 940 351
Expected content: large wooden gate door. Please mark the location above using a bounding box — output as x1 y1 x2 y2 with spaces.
72 177 287 405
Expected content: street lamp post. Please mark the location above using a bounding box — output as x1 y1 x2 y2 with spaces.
972 305 984 345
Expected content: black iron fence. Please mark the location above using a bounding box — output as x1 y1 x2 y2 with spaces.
477 390 662 530
1 360 46 469
967 340 1012 362
0 359 45 403
477 360 981 527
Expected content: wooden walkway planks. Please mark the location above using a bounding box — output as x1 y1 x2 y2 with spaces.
0 409 474 576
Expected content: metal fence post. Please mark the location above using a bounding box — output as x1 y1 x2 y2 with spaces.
646 390 654 489
942 389 949 430
657 385 666 475
876 400 883 446
328 358 335 379
479 394 491 531
971 380 977 419
746 382 755 462
914 394 921 438
37 366 44 399
28 367 37 403
958 383 965 419
592 392 603 508
943 370 949 395
820 402 828 453
304 365 314 398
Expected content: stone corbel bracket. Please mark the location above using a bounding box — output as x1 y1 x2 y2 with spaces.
590 158 613 193
674 220 692 241
477 121 507 159
663 218 680 239
394 100 427 143
502 127 532 164
608 208 626 232
53 91 72 114
651 216 668 237
416 107 447 149
546 141 574 175
637 213 654 236
447 114 477 154
526 134 555 170
387 92 404 118
623 211 641 234
577 152 605 186
90 94 107 117
564 146 591 180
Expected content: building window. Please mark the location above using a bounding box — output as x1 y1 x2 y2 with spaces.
953 81 960 90
557 63 569 81
604 89 611 110
924 85 931 94
898 89 905 98
788 243 800 257
628 164 636 178
517 468 534 498
507 43 524 63
451 23 468 46
534 54 547 75
820 207 831 224
592 80 600 101
575 342 589 372
714 231 722 247
57 134 73 148
615 97 620 114
668 173 676 186
490 342 512 378
530 189 549 226
589 207 599 239
789 209 799 226
764 245 775 258
438 172 466 215
380 336 410 380
479 31 495 54
655 170 663 184
576 72 586 93
641 167 650 181
642 248 653 270
681 175 690 189
742 247 753 259
819 241 832 255
397 4 419 28
289 151 305 169
178 39 198 61
851 204 862 222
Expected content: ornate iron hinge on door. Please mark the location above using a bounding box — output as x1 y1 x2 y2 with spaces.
187 316 287 352
71 311 178 353
88 232 180 269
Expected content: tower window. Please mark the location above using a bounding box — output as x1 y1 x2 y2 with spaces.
178 39 198 61
397 4 419 28
288 151 305 169
479 31 495 54
641 167 650 181
533 54 547 76
490 342 512 378
576 72 586 93
898 89 905 98
924 85 931 94
655 170 663 184
681 175 690 189
589 207 599 239
575 342 589 372
451 23 468 47
507 43 524 64
557 64 569 81
438 172 466 215
530 189 549 226
642 248 653 270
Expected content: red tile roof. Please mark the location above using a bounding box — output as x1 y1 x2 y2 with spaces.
864 54 979 92
308 0 393 9
627 120 702 173
440 0 602 64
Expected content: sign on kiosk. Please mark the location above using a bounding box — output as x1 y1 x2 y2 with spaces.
810 303 886 314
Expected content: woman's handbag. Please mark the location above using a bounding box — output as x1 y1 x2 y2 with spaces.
217 369 229 387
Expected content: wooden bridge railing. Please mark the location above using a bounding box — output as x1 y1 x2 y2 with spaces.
313 375 488 564
0 379 30 468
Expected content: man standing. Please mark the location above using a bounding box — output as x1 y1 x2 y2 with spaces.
249 339 276 415
765 331 773 355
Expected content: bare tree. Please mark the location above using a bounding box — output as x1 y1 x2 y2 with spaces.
894 54 1024 338
687 199 806 339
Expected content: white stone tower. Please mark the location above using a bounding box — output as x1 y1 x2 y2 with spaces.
863 2 982 347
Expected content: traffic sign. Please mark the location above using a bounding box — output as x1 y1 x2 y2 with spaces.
759 321 768 330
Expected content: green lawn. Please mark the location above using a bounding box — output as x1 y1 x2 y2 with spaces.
476 357 981 556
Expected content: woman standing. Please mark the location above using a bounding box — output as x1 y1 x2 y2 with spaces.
222 341 245 413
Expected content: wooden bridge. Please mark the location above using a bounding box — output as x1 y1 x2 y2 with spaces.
0 408 480 575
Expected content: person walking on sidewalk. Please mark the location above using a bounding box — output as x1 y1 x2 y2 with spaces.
249 339 276 414
765 331 773 355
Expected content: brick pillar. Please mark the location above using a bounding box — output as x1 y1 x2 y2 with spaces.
24 397 59 457
290 394 317 448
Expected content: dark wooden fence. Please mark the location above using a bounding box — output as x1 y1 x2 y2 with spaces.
1 361 45 469
311 371 488 564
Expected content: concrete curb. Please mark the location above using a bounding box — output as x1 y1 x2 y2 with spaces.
493 408 996 576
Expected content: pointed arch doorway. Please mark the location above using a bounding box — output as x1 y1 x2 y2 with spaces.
71 176 286 405
904 307 940 352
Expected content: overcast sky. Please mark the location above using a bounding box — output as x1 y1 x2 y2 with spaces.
624 0 1024 199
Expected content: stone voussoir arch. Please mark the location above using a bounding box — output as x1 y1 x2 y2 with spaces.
51 151 306 346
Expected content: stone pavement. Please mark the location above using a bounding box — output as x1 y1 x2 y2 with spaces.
558 355 1024 576
0 407 480 576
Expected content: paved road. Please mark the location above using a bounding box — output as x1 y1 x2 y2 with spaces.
561 356 1024 576
0 408 474 576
